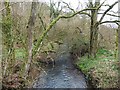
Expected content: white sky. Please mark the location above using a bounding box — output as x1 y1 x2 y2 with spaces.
3 0 118 27
39 0 118 11
39 0 118 27
3 0 118 12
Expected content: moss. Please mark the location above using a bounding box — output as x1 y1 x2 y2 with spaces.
76 48 119 88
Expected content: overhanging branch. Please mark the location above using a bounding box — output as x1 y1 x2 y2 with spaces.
32 7 98 56
79 12 91 17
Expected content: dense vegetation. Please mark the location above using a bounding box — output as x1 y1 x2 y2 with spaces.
1 0 119 89
76 48 119 88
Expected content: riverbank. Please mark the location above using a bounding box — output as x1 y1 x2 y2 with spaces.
75 48 119 88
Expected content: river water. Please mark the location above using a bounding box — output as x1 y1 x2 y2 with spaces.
33 44 88 88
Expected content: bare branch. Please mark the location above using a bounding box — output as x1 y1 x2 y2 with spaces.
100 20 120 24
60 8 98 19
79 12 91 17
38 14 46 30
0 2 17 12
98 1 118 23
102 4 111 7
0 7 7 12
98 13 120 18
116 22 120 26
97 0 106 10
32 7 98 56
99 9 118 14
62 1 75 13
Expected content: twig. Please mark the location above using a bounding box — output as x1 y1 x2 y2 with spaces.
62 1 75 13
0 2 17 12
98 13 120 18
32 7 99 57
100 20 120 24
38 14 46 30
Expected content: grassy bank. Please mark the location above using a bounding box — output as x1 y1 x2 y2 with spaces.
76 48 119 88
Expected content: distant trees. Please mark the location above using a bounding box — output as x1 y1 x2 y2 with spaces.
49 0 62 20
1 0 120 88
32 0 119 58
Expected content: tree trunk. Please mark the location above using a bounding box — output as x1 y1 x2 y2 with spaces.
24 0 38 79
118 0 120 87
89 0 100 58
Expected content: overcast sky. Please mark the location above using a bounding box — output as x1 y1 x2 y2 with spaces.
39 0 118 11
2 0 118 27
2 0 118 13
38 0 118 27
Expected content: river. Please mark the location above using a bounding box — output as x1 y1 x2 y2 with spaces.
33 50 88 88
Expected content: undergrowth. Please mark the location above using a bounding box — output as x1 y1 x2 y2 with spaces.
76 48 119 88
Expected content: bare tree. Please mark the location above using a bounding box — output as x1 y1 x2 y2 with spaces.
24 0 38 79
32 7 98 57
88 0 119 57
89 0 100 57
32 0 119 58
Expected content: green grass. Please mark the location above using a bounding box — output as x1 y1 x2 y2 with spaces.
15 48 26 60
76 48 119 88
